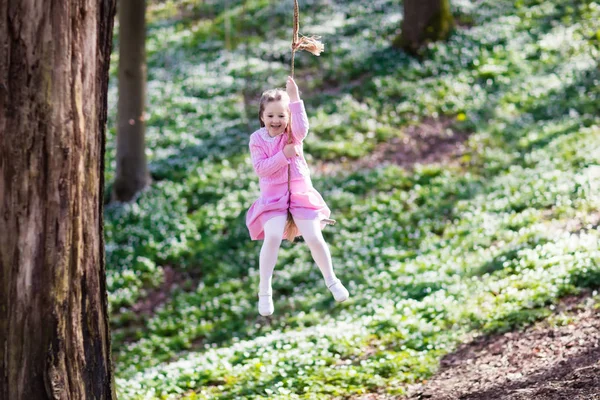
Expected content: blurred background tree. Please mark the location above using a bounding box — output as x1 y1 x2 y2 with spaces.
394 0 455 53
113 0 151 202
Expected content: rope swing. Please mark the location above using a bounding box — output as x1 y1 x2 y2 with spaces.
289 0 324 78
284 0 335 241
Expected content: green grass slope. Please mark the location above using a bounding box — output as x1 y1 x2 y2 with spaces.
104 0 600 398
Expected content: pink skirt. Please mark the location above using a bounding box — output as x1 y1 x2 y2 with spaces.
246 178 331 241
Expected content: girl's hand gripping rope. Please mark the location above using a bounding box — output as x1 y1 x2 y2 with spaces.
283 143 300 158
286 76 300 102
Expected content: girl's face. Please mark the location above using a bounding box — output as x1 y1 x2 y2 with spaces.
261 100 290 137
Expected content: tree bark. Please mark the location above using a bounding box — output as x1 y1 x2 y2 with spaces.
113 0 150 202
0 0 117 399
394 0 454 53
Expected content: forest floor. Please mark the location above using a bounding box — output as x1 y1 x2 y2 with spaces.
314 116 469 175
353 292 600 400
318 116 600 400
403 292 600 400
341 124 600 400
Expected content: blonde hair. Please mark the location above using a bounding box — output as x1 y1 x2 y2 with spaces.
258 89 290 127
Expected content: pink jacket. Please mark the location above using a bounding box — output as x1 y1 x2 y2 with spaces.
249 101 312 187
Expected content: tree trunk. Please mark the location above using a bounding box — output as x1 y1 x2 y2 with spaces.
394 0 454 53
113 0 150 202
0 1 117 399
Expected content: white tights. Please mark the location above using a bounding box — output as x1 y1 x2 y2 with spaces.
258 215 338 295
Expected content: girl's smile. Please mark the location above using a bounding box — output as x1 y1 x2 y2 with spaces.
261 100 290 137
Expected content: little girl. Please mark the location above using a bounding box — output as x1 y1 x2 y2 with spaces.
246 76 350 316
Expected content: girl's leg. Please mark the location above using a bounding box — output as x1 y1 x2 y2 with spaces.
259 215 287 295
293 217 349 302
293 218 340 287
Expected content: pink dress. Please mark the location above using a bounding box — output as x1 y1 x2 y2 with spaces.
246 101 331 241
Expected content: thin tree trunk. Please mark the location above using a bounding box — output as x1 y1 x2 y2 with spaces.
394 0 454 53
0 0 117 399
113 0 150 202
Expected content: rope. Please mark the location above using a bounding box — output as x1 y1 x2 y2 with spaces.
291 0 300 78
285 0 333 241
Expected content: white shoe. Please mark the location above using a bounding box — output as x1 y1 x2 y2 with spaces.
258 293 274 316
327 279 349 302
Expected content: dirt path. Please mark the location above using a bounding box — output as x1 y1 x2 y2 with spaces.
314 117 469 176
402 293 600 400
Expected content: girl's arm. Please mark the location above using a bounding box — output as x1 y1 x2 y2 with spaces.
290 101 309 143
249 140 290 178
286 76 309 143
